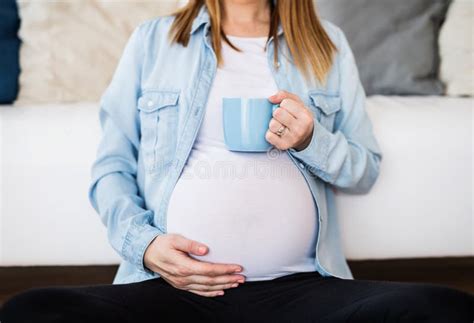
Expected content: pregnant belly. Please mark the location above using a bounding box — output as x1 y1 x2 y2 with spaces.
166 153 319 281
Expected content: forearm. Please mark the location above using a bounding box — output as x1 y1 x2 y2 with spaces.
90 171 164 273
289 116 382 194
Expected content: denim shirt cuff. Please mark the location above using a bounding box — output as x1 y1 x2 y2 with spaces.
122 221 165 274
289 117 333 174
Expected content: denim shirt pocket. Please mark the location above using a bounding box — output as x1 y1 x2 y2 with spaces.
308 92 342 133
137 89 180 175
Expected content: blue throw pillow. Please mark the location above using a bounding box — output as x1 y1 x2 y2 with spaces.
0 0 21 104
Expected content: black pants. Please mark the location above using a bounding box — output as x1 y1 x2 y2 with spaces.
1 271 473 323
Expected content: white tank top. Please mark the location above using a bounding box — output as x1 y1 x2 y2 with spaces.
166 35 318 281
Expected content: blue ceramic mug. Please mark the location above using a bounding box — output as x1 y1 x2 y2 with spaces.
222 98 279 152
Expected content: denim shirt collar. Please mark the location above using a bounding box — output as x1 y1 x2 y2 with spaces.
190 2 283 37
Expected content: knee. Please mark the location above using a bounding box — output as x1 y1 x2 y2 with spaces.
1 287 75 323
387 284 474 321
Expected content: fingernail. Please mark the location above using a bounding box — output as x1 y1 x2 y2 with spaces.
234 267 242 272
231 283 238 288
198 246 206 253
237 279 244 283
218 291 225 296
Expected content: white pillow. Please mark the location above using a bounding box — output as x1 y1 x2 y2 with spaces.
14 0 183 105
439 0 474 97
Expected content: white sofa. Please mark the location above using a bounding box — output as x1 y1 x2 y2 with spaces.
0 95 472 267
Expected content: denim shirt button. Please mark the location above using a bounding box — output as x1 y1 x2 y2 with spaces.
147 100 154 107
299 162 305 169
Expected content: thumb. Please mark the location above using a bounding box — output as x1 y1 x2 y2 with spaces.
268 90 285 103
269 89 300 104
172 235 208 256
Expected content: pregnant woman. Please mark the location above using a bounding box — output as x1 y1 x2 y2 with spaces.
1 0 472 322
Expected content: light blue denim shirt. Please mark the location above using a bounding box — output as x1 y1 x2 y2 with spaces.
88 5 383 285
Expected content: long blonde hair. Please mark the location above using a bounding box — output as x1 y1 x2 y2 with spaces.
169 0 337 85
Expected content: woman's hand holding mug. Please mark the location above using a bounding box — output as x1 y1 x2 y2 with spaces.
267 90 314 151
144 233 246 297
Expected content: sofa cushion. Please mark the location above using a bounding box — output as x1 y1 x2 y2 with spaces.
14 0 181 105
439 0 474 97
317 0 452 96
0 0 21 104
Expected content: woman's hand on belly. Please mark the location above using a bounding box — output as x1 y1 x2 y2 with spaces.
144 233 246 297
